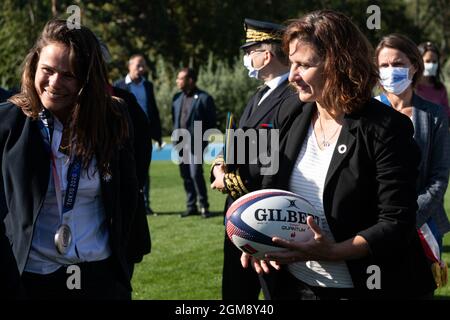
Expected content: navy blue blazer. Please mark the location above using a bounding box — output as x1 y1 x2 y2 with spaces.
172 88 216 149
114 78 162 144
0 102 138 291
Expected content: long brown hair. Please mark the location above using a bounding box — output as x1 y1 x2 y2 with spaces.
283 10 378 114
9 19 128 174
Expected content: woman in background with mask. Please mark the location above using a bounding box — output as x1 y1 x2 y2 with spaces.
375 34 450 290
416 41 450 119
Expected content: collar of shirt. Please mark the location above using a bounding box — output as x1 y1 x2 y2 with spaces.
51 116 66 160
265 72 289 90
258 72 290 105
125 74 144 85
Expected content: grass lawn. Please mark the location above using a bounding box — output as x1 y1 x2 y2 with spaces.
131 161 450 300
436 189 450 298
132 161 227 300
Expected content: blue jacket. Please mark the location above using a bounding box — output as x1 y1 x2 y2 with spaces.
411 93 450 236
376 93 450 236
172 88 216 150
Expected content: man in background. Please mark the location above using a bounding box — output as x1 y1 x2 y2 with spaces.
115 54 162 215
172 68 216 218
210 18 303 299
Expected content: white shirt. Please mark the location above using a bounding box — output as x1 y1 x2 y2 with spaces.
25 117 111 274
125 74 148 118
288 124 354 288
258 72 289 105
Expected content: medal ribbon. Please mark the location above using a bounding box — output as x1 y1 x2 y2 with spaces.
38 110 82 220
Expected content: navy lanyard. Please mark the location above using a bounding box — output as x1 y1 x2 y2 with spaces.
38 110 82 215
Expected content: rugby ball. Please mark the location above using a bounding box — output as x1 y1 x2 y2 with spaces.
226 189 318 259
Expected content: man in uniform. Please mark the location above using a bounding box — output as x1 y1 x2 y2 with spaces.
211 19 302 299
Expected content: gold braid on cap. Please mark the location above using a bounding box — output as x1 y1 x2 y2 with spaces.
246 29 282 43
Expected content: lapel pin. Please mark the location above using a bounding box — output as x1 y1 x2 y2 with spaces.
194 94 198 99
338 144 347 154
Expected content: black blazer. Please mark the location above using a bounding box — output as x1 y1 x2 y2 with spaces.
112 87 152 263
262 98 436 298
0 102 138 290
114 78 162 144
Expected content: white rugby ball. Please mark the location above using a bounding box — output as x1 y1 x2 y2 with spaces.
226 189 318 259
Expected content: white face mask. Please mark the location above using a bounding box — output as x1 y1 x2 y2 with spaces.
379 67 412 95
243 52 265 79
423 62 438 77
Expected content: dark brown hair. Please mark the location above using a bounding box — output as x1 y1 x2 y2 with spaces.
418 41 444 89
179 67 198 82
283 10 378 114
128 54 146 65
375 34 424 88
9 19 129 174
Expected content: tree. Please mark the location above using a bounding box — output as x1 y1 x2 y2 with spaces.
0 0 49 89
411 0 450 66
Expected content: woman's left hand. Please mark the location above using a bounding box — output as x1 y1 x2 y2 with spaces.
265 216 339 263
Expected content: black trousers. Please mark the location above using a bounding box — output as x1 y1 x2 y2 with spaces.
222 233 261 299
265 267 436 300
266 267 366 300
21 257 131 300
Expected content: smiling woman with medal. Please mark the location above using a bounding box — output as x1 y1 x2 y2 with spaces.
0 20 138 299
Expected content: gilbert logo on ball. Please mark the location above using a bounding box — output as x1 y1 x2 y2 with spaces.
226 189 319 259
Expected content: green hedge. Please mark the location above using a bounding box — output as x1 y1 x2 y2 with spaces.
150 54 260 136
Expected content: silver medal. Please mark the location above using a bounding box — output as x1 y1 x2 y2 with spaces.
54 224 72 255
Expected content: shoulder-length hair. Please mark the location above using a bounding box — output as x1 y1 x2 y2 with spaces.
9 19 128 174
418 41 444 89
375 34 424 89
283 10 378 114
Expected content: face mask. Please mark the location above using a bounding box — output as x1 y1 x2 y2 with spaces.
423 62 438 77
243 52 265 79
379 67 412 95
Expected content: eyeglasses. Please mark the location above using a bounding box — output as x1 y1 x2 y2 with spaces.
245 49 266 56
